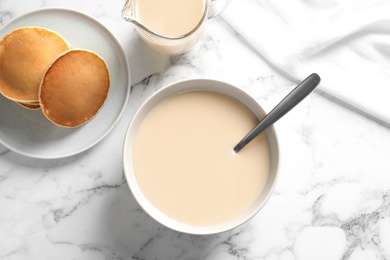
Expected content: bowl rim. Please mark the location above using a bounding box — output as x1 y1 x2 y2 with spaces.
123 78 280 235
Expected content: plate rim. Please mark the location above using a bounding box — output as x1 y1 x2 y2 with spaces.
0 7 131 159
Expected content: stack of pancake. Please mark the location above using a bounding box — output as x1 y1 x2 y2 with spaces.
0 26 110 128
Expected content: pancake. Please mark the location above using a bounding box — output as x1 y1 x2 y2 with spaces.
0 26 71 102
39 49 110 128
17 101 41 110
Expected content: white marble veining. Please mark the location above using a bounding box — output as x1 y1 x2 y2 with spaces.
1 1 390 260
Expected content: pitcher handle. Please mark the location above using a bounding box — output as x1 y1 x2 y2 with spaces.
207 0 232 19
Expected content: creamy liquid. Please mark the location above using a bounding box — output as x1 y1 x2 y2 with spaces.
133 91 270 227
136 0 205 37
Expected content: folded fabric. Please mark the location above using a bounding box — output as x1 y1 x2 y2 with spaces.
222 0 390 124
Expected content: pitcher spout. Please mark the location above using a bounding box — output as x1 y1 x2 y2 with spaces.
121 0 136 22
122 0 158 37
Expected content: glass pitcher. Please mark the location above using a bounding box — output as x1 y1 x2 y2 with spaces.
122 0 231 55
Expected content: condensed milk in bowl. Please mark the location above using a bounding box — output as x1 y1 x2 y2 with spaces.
122 0 231 55
123 79 279 235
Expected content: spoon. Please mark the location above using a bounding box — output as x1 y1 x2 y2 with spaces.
234 73 321 153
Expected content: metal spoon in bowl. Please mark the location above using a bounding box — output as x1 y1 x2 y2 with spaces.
234 73 321 153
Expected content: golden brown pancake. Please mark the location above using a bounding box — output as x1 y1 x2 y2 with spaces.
17 101 41 110
39 49 110 128
0 26 71 102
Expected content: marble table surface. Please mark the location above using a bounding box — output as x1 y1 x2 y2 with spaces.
1 1 390 259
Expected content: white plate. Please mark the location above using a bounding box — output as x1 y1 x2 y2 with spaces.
0 8 131 159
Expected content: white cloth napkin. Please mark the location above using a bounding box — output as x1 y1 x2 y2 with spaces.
222 0 390 124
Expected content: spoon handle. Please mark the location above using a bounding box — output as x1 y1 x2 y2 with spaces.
234 73 321 153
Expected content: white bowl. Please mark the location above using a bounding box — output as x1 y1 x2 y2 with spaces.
123 79 279 235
